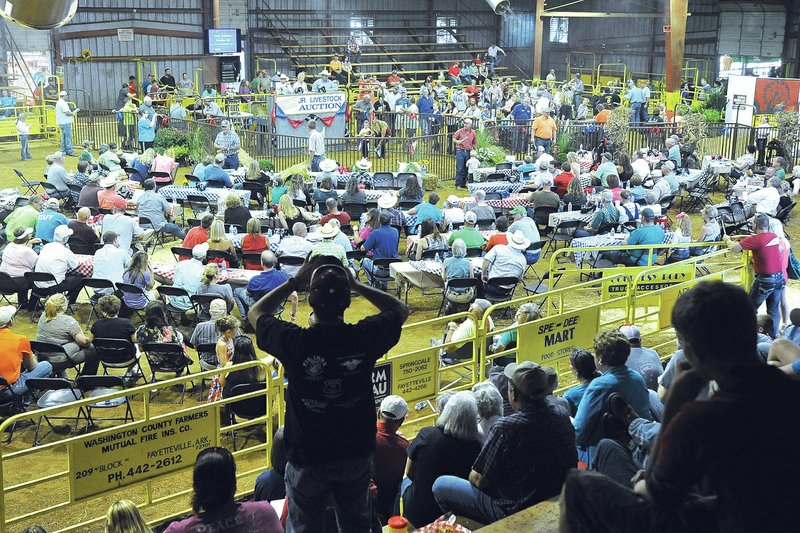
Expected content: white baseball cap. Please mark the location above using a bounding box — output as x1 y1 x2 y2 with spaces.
0 305 17 327
379 395 408 420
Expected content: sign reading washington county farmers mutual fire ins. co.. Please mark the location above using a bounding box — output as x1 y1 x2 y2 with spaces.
68 408 218 501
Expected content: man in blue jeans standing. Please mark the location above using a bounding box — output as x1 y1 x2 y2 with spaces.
432 361 577 525
727 214 786 338
248 256 408 532
55 91 78 156
452 118 477 190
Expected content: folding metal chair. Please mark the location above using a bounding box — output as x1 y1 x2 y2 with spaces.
76 375 134 426
14 169 42 196
81 278 116 327
25 378 86 445
141 342 192 404
225 382 268 451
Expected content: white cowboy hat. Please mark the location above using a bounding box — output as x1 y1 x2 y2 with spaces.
377 192 397 209
319 70 331 77
319 158 338 172
507 230 531 251
355 158 372 170
99 176 117 188
318 222 340 239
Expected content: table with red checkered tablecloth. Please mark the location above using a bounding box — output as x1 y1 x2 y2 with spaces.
457 194 531 210
151 263 259 286
74 255 95 277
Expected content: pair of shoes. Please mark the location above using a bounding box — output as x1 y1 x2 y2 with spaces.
139 228 155 242
456 186 464 190
606 392 639 428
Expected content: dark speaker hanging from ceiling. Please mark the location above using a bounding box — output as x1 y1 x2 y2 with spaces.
0 0 78 30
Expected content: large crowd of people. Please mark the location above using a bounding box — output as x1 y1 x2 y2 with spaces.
3 37 800 533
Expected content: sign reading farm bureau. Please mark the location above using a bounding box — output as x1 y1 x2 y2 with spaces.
275 93 346 116
68 408 218 501
517 307 601 365
372 350 437 404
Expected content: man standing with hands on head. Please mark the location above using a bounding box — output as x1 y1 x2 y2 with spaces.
248 256 409 532
453 118 477 190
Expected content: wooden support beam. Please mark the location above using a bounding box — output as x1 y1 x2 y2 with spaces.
533 0 545 78
540 12 664 18
665 0 688 93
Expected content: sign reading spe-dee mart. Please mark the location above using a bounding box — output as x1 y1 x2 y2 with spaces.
517 307 600 365
68 407 219 501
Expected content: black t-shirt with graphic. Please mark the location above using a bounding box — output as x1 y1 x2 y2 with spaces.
256 309 404 464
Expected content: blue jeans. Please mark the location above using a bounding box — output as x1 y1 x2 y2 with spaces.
573 93 582 111
254 469 286 502
750 273 785 338
630 102 644 124
525 251 540 265
223 153 239 169
311 155 324 172
233 287 256 318
431 475 506 524
534 138 551 154
486 58 496 77
158 223 185 240
19 134 31 159
59 123 74 155
284 455 373 533
455 149 470 188
11 361 53 406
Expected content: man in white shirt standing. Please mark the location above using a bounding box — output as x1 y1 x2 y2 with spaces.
486 44 505 78
34 225 82 304
92 231 131 295
747 176 782 216
55 90 78 156
307 119 326 172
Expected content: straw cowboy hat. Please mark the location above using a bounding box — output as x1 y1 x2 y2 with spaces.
377 192 397 209
319 158 338 172
355 158 372 170
319 222 340 239
506 230 531 251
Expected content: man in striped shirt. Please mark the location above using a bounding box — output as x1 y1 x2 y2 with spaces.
213 120 241 169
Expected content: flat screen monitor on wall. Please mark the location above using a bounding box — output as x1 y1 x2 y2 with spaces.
207 28 241 55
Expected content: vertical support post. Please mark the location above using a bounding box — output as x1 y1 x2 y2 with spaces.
533 0 545 79
664 0 688 116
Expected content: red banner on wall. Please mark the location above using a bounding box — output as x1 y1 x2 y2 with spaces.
754 78 800 114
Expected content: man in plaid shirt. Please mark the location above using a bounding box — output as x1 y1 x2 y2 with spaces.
213 120 241 169
432 361 576 524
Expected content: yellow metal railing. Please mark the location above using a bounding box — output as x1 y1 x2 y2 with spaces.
0 360 278 533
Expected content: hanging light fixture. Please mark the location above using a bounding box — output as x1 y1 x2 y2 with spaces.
484 0 511 15
0 0 78 30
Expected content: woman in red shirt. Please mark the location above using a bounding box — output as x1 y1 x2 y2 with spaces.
447 62 461 85
242 218 269 270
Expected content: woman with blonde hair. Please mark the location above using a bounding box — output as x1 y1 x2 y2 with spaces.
35 293 99 376
245 159 260 181
138 147 156 166
286 173 308 203
207 315 241 402
242 218 269 270
206 219 238 267
198 263 234 315
151 148 177 176
562 177 587 208
223 193 250 231
277 193 315 229
106 499 151 533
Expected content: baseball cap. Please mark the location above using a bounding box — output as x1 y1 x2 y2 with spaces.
53 225 73 242
379 395 409 420
509 205 526 216
308 263 352 318
214 153 226 163
472 298 491 312
209 298 227 319
447 194 460 205
192 242 210 259
464 211 477 224
504 361 548 397
641 208 655 219
0 305 16 327
619 324 641 340
44 198 60 210
538 161 549 169
58 90 67 96
220 120 231 127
